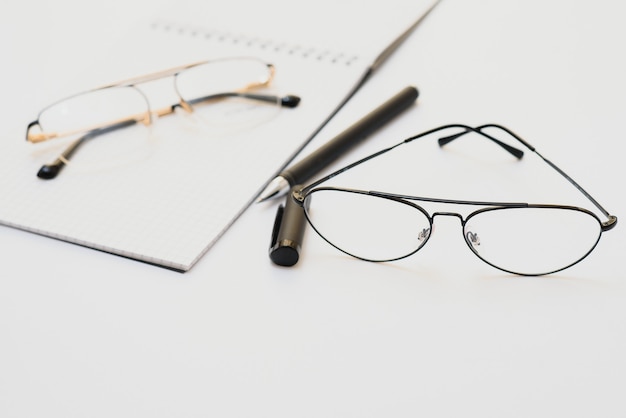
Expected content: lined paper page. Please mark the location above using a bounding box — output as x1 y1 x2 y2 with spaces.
0 0 435 271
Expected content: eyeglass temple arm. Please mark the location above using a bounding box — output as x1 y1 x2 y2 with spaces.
36 119 137 180
298 124 494 197
299 122 616 231
440 123 617 230
182 91 301 109
28 89 300 143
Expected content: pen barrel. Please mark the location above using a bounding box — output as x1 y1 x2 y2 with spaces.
282 85 418 184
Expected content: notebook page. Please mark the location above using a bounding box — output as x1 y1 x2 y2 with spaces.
0 0 435 271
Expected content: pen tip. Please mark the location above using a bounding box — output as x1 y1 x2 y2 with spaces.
256 176 290 203
255 189 280 204
255 195 270 204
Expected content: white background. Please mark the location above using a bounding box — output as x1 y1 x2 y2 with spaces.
1 1 625 417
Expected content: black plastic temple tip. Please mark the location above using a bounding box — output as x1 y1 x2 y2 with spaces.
37 162 64 180
602 215 618 231
501 143 524 159
438 129 524 160
281 95 301 108
438 132 464 147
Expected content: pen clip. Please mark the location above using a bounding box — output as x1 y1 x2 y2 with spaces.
269 203 285 251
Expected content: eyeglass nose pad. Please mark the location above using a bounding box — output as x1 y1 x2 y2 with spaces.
418 227 431 242
174 104 204 130
466 231 481 247
179 99 194 113
138 110 154 127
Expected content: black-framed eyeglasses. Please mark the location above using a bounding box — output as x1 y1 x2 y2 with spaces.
293 124 617 276
26 56 300 179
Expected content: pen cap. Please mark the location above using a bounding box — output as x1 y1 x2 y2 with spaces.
269 186 308 267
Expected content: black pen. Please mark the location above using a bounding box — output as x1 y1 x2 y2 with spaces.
257 85 419 203
268 86 419 266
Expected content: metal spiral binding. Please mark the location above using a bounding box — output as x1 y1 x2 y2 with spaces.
150 21 361 67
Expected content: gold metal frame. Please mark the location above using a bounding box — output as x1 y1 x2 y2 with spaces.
26 57 277 144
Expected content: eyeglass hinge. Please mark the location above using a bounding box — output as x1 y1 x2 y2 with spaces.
601 215 618 231
292 188 305 204
27 131 56 143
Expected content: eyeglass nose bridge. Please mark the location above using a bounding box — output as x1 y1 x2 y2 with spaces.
431 211 466 223
429 211 468 241
428 211 480 253
430 211 486 255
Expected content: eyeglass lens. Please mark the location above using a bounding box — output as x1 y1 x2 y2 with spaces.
175 57 281 132
35 86 153 172
304 189 432 262
464 206 602 275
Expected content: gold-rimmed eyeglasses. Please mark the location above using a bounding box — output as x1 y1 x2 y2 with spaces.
26 56 300 179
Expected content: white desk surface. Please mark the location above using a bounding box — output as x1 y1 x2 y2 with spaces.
1 1 625 417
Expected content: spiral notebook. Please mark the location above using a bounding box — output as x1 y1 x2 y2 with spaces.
0 0 438 271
